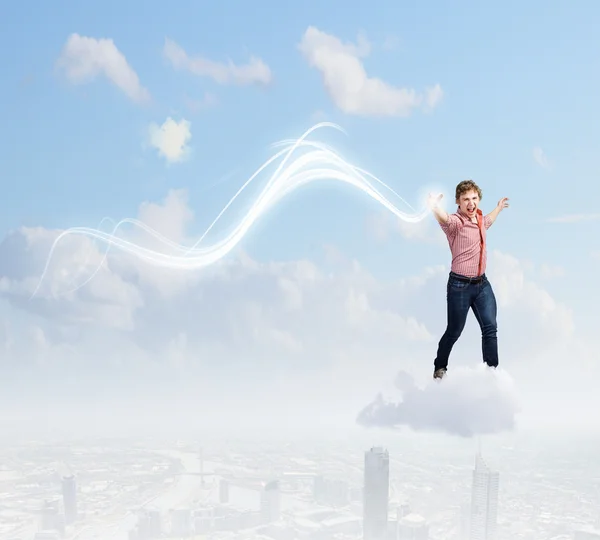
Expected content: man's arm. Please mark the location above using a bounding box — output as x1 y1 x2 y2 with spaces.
428 193 450 224
486 197 510 226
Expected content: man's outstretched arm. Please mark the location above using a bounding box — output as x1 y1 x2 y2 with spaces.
486 197 510 225
428 193 450 224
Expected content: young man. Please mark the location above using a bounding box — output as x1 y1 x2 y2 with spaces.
428 180 509 380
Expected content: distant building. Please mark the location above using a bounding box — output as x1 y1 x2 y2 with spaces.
219 479 229 504
260 480 281 523
40 498 65 534
171 508 193 536
62 474 78 524
363 446 389 540
137 509 162 538
313 475 349 507
397 512 429 539
396 503 411 520
469 453 499 540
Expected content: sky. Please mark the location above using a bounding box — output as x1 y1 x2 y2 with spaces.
0 0 599 438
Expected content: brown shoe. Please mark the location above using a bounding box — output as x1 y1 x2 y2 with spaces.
433 368 447 380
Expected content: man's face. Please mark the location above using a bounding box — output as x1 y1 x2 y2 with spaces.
457 189 479 218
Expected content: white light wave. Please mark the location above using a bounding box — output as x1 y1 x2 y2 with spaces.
32 122 429 298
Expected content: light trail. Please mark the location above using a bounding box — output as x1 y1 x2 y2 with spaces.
32 122 429 298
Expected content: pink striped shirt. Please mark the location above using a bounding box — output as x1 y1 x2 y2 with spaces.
439 209 492 277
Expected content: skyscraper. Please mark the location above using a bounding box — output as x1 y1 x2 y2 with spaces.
363 446 389 540
469 454 499 540
260 480 281 524
61 474 78 525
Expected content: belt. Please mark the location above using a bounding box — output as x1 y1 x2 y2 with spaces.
449 271 486 284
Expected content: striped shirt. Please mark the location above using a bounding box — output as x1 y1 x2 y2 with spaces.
439 209 493 277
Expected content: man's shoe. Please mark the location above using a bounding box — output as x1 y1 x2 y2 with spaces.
433 368 447 380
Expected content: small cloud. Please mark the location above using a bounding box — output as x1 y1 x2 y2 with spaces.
424 84 444 112
56 33 150 104
546 213 600 223
533 146 551 170
148 117 192 163
163 38 272 87
356 364 520 437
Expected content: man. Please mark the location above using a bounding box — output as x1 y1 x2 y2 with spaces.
428 180 509 380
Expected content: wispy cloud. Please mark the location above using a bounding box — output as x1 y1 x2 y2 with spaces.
533 146 551 170
56 33 150 104
163 38 272 87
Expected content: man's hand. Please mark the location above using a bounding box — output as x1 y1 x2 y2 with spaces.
428 193 449 224
427 193 444 209
496 197 509 211
487 197 509 225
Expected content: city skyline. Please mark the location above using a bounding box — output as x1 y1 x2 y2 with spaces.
3 435 597 540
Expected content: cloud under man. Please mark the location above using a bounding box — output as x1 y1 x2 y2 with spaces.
356 364 520 437
298 26 443 117
163 38 272 86
56 33 150 103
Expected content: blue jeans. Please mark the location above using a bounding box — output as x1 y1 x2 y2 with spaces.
434 272 499 371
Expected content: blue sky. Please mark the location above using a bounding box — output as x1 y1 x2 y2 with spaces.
2 0 599 267
0 0 599 425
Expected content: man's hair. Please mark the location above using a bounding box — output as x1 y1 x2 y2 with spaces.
455 179 482 202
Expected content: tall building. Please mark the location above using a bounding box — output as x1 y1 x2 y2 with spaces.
260 480 281 523
61 475 78 525
469 454 499 540
363 446 389 540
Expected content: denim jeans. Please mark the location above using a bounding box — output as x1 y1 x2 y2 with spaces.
434 272 499 371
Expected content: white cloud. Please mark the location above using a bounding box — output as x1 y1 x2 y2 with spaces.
298 26 443 117
56 33 150 103
533 146 551 170
163 38 272 86
357 364 520 437
0 189 596 433
148 117 192 163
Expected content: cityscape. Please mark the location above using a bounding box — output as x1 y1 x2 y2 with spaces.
1 430 599 540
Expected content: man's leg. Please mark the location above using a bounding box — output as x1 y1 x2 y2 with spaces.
471 278 499 367
434 279 472 373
